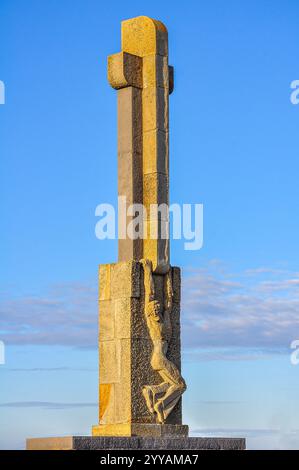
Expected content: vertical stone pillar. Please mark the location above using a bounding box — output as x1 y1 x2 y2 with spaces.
117 86 143 261
108 52 143 262
121 16 172 274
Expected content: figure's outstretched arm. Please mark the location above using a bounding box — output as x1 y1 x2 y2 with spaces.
140 259 155 303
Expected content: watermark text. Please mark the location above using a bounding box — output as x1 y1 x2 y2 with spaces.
95 198 203 251
290 340 299 365
290 80 299 105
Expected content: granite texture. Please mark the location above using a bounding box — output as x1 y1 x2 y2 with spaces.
96 261 184 433
27 436 246 450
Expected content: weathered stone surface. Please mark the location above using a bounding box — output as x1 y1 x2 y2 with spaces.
167 302 181 370
117 87 142 156
100 340 121 384
111 261 140 298
172 267 181 303
121 16 168 58
131 337 157 423
108 52 142 90
96 260 184 432
99 264 111 301
26 437 74 451
117 85 143 262
92 424 132 437
114 381 131 423
118 150 142 203
142 86 168 133
118 219 143 263
99 383 115 424
92 424 188 438
143 230 169 275
143 173 169 216
143 54 169 90
131 297 148 340
27 436 246 450
139 437 246 450
143 130 168 175
99 300 114 340
114 298 131 339
110 16 171 274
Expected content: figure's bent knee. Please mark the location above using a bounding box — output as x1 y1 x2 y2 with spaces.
175 377 186 391
179 379 187 392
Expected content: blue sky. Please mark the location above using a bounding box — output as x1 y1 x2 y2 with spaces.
1 0 299 449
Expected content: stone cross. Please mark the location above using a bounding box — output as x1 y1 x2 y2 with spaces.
26 15 246 451
92 16 187 438
107 16 173 274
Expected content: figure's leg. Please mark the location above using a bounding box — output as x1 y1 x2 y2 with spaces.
153 398 164 423
159 357 186 390
153 357 186 422
142 386 154 414
154 382 186 421
142 382 168 416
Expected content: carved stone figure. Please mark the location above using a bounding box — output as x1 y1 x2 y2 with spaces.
141 259 186 423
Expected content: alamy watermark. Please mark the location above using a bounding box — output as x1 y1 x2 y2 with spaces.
0 341 5 365
290 340 299 365
0 80 5 104
290 80 299 105
95 197 203 251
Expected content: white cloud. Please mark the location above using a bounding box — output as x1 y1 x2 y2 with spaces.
1 264 299 354
0 401 97 409
181 265 299 350
0 281 98 347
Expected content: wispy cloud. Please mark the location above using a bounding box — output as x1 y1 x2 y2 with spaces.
0 281 98 347
182 347 289 362
182 264 299 350
6 367 97 372
0 401 97 409
196 400 245 405
1 264 299 355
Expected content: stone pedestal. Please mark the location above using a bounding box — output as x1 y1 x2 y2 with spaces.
27 436 246 450
94 260 184 436
92 424 188 438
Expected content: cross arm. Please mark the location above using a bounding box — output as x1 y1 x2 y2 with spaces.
108 52 143 89
108 52 174 93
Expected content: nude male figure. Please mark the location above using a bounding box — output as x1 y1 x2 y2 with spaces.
141 259 186 424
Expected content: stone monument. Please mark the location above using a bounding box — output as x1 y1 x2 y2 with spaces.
92 15 187 438
27 16 245 450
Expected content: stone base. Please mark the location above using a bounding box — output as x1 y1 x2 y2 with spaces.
92 423 188 438
26 436 246 450
97 261 184 428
